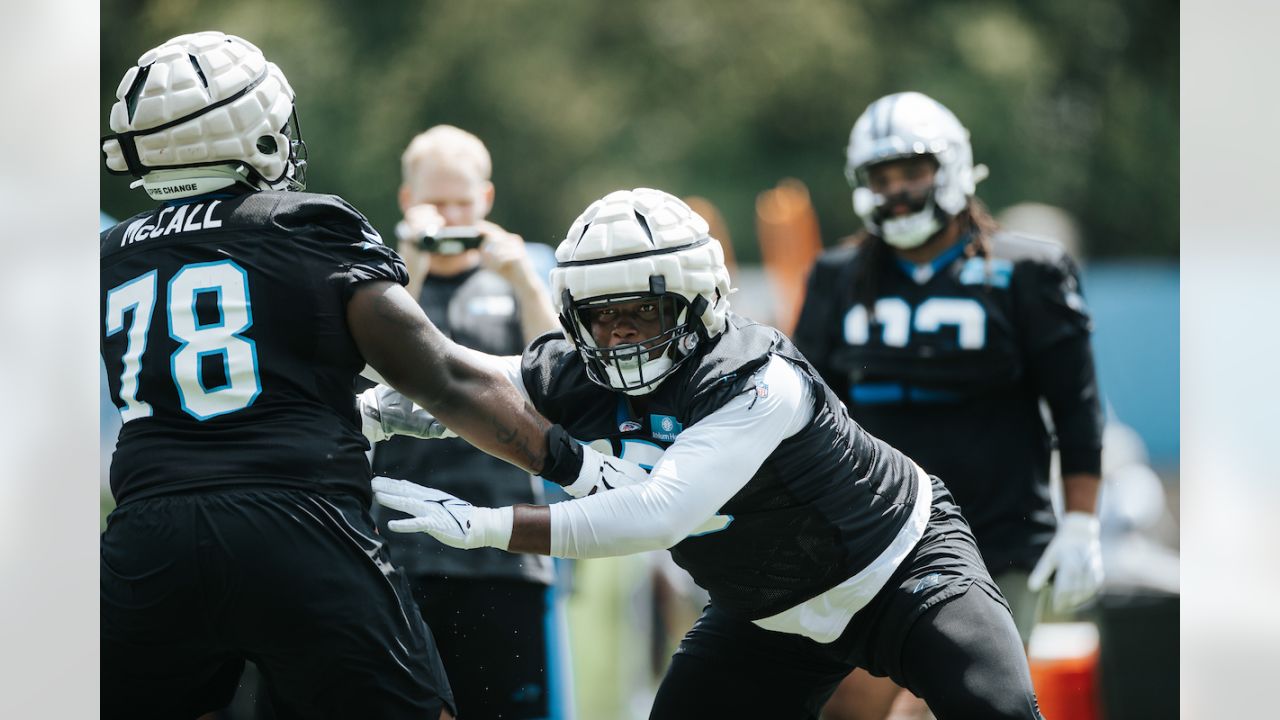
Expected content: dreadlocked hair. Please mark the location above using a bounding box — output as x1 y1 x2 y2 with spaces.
850 197 999 318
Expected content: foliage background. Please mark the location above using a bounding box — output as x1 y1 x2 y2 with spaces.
100 0 1177 260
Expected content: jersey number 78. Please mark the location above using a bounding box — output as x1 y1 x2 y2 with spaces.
104 260 261 422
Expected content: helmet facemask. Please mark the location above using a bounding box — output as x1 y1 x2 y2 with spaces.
845 92 986 247
851 155 947 249
560 275 707 395
550 188 733 394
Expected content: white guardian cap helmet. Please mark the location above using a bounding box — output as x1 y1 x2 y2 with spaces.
102 31 307 200
550 188 732 395
845 92 985 248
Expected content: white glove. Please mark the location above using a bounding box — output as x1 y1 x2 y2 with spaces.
358 385 457 444
560 444 651 499
1028 511 1104 612
371 477 512 550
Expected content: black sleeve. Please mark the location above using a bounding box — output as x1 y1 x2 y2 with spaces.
520 331 581 422
791 253 843 385
1015 252 1103 476
279 194 409 302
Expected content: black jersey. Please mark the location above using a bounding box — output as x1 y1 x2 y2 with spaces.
100 190 407 506
521 314 922 620
373 267 553 584
793 233 1104 572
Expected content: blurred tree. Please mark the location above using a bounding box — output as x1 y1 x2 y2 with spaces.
101 0 1177 259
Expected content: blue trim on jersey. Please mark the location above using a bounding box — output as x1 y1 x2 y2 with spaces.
958 256 1013 287
105 270 159 418
687 514 735 537
232 260 264 413
620 438 664 471
168 260 262 421
190 285 225 329
894 235 971 282
851 382 905 404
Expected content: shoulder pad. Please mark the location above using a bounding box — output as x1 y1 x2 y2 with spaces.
987 230 1073 265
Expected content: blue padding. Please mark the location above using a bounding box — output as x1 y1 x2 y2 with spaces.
851 382 904 404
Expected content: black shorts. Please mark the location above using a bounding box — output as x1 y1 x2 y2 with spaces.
650 476 1037 719
410 577 560 720
100 488 454 720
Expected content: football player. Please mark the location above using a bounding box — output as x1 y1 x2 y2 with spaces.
99 32 640 720
369 188 1046 718
368 125 569 720
792 92 1104 719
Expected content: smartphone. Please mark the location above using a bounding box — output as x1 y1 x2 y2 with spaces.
420 225 484 254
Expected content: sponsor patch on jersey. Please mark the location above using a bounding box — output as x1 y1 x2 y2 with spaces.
958 257 1012 288
618 420 642 433
649 414 683 442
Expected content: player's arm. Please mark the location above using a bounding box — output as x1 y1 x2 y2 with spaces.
1017 252 1104 512
1017 252 1105 609
356 350 648 497
1038 332 1103 515
374 356 813 557
348 279 574 479
791 258 838 383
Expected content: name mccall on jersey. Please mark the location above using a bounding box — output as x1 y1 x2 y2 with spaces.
121 200 225 247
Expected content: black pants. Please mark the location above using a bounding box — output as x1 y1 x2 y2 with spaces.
101 489 454 720
649 477 1043 720
411 577 556 720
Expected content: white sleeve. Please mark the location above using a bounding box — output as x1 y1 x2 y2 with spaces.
548 355 814 558
490 353 531 402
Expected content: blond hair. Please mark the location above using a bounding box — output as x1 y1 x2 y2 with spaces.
400 125 492 186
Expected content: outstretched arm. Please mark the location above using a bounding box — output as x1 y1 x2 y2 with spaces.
348 279 554 474
375 356 814 559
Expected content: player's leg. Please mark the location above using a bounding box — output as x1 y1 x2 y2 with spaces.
819 669 911 720
850 475 1038 719
206 490 455 720
896 584 1043 719
413 576 555 719
100 496 245 719
822 573 1043 720
992 568 1044 648
649 604 853 720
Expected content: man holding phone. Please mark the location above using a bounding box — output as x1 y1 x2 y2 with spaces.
394 125 557 332
373 125 569 719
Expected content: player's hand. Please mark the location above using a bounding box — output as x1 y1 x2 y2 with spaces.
372 477 512 550
476 221 533 283
358 385 457 443
560 443 651 499
1028 511 1104 612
